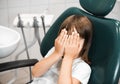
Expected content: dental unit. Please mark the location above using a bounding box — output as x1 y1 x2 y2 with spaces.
0 13 54 84
12 14 53 84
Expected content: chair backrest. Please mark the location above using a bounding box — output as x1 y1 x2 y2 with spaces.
40 0 120 84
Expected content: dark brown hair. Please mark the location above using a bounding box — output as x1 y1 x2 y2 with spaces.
58 15 93 64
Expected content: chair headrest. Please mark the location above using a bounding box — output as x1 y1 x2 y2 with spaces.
79 0 116 16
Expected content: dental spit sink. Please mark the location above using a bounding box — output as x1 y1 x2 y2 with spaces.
0 25 20 58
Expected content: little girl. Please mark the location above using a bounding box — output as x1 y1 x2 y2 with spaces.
31 15 93 84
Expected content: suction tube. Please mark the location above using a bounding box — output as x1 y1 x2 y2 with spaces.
41 15 46 35
33 16 41 47
16 14 32 81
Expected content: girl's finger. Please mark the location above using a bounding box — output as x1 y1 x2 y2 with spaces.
73 27 77 33
58 29 66 41
76 33 80 45
61 33 67 44
69 33 74 45
66 35 71 46
73 32 78 45
63 35 68 46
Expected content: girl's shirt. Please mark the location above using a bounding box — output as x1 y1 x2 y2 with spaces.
31 47 91 84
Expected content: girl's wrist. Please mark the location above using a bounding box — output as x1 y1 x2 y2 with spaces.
53 51 63 59
63 55 74 61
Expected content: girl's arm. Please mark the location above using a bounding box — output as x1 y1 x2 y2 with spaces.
58 57 80 84
32 51 61 77
32 29 67 77
58 30 84 84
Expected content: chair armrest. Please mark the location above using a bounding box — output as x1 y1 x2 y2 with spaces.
0 59 38 72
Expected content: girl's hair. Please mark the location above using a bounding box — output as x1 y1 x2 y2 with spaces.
58 15 93 64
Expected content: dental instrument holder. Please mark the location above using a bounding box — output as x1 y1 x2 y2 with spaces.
33 17 41 46
41 15 46 35
33 17 39 28
17 14 32 81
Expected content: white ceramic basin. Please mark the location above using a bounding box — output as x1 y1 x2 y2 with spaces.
0 25 20 58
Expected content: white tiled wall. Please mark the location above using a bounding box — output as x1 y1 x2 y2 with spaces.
107 1 120 20
0 0 81 28
0 0 119 27
0 0 120 61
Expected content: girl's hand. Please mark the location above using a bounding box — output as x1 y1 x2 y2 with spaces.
64 29 84 60
54 29 68 57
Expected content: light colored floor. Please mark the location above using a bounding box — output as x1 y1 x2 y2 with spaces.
0 67 30 84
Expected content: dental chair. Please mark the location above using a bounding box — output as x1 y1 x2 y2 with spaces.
0 0 120 84
40 0 120 84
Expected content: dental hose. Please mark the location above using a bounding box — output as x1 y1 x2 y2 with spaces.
33 16 41 47
15 33 37 60
16 15 41 59
8 14 42 84
12 27 40 84
8 38 37 84
17 14 33 81
14 15 41 83
41 15 46 35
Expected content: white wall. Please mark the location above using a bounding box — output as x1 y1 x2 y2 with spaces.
0 0 120 62
0 0 119 27
107 1 120 20
0 0 81 27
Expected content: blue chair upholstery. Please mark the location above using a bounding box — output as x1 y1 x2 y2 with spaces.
40 0 120 84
